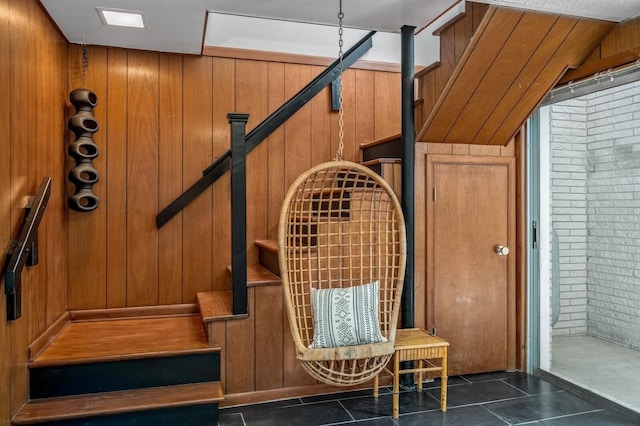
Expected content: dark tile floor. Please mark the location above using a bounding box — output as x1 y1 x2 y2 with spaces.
219 372 639 425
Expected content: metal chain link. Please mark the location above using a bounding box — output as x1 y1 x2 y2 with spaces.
81 43 89 87
334 0 345 161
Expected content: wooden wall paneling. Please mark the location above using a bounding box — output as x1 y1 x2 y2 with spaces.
9 0 31 416
421 71 436 126
266 62 285 240
211 57 234 292
414 143 429 330
469 145 502 156
254 285 284 390
209 321 226 392
423 7 523 143
447 13 557 144
501 138 516 157
1 0 11 421
67 46 108 309
236 60 268 266
225 288 256 393
454 4 474 64
182 56 213 300
373 72 401 140
158 54 184 305
283 64 312 191
355 69 374 161
126 51 159 306
599 17 640 57
515 128 527 370
472 2 490 32
427 143 453 155
489 18 614 146
470 16 576 145
452 144 470 155
45 21 69 324
282 63 315 387
29 0 49 343
310 65 331 165
435 25 456 100
105 49 128 308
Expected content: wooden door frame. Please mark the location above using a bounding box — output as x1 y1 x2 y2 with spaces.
416 149 517 371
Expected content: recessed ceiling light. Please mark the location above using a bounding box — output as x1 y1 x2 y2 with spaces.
96 7 147 29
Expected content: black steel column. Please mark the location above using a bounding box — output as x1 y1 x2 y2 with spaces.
229 113 250 315
400 25 416 389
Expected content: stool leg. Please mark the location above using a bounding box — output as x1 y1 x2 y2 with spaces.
441 349 448 412
393 354 400 419
373 373 379 398
417 359 423 391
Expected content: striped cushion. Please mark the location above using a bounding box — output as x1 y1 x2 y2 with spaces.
309 281 387 349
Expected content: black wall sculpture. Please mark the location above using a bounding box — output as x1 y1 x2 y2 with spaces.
67 89 99 212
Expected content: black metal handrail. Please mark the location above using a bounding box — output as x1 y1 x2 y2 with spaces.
156 31 375 229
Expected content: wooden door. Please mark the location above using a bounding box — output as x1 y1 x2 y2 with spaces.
426 155 515 375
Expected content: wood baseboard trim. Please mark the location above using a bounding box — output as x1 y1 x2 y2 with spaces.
221 375 393 408
69 304 199 322
29 311 71 361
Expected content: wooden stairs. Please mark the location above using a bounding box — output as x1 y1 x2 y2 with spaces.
415 2 615 146
13 309 223 425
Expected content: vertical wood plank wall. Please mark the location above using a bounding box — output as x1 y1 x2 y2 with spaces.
66 46 401 309
0 0 69 424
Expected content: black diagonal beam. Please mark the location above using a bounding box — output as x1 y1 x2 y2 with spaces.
156 31 375 228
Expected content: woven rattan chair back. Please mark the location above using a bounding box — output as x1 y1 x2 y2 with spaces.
278 160 406 386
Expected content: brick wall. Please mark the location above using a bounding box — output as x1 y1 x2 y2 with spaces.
549 98 589 336
548 81 640 350
585 81 640 350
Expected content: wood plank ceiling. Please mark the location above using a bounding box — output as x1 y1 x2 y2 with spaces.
416 6 616 145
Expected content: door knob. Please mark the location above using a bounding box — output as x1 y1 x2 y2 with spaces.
494 245 510 255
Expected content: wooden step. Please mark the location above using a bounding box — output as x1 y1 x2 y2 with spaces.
360 134 401 162
255 239 280 276
13 381 223 425
31 314 213 367
29 314 220 399
225 263 281 287
197 290 234 322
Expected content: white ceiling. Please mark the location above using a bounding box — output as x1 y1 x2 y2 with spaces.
40 0 640 56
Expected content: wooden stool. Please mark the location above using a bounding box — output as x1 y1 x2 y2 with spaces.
374 328 449 418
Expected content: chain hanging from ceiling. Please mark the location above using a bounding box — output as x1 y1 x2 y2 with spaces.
334 0 345 161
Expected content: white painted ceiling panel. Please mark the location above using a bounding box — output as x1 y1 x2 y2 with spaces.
39 0 640 56
476 0 640 22
40 0 208 54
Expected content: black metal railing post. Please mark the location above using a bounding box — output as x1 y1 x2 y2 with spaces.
400 24 416 389
229 113 250 315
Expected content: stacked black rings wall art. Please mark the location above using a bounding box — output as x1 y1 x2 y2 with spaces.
67 88 99 212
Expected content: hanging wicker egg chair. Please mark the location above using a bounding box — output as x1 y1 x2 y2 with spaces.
278 160 406 386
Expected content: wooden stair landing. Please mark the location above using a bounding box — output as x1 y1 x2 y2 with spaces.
32 314 214 367
16 311 223 425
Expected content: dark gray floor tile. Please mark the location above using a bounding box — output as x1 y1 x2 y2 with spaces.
421 375 470 390
484 391 598 424
240 400 352 426
302 387 389 404
336 417 398 425
395 405 509 426
534 409 640 426
340 391 440 420
428 379 526 407
221 398 302 414
218 411 245 426
462 371 528 383
502 375 563 396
